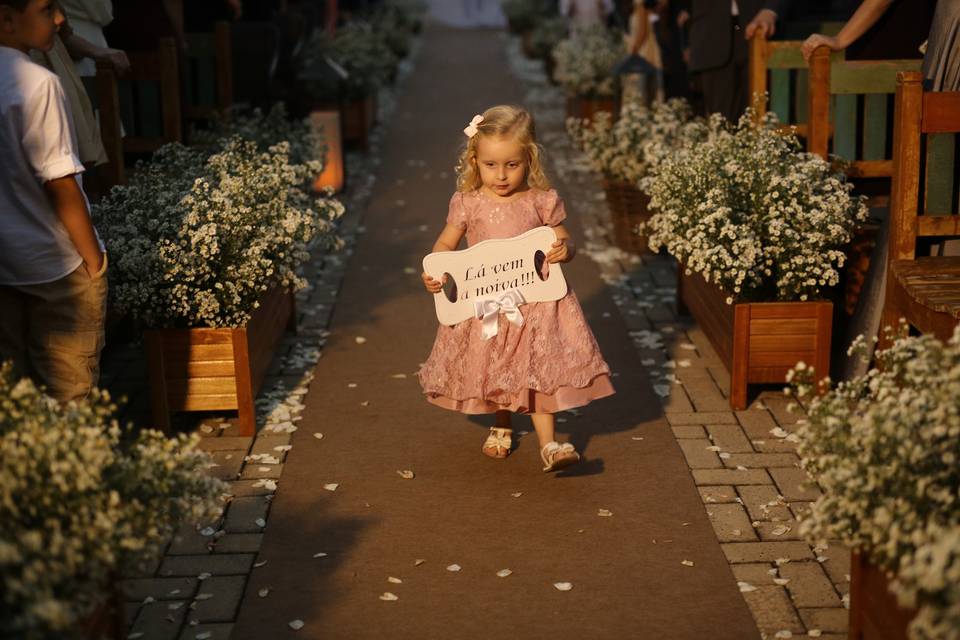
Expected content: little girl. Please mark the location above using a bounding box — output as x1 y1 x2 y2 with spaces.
417 105 615 472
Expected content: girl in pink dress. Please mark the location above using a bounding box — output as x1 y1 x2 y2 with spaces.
417 105 615 472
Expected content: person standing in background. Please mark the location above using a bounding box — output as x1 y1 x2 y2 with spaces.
676 0 792 120
560 0 615 29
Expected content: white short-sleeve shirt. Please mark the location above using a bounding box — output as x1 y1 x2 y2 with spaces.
0 45 96 285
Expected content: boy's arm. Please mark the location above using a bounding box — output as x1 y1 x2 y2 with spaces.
44 176 103 275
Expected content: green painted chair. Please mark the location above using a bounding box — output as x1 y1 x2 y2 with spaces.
807 46 922 185
96 37 182 186
748 22 843 136
184 21 234 125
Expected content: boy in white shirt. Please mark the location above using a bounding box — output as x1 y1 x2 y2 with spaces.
0 0 107 402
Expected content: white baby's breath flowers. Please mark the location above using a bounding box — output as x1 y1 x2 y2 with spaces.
643 110 868 302
93 136 344 328
0 362 226 637
551 24 622 98
787 326 960 640
566 98 702 185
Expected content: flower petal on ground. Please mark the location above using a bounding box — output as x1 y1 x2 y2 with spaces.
288 619 304 630
497 569 512 578
553 582 573 591
380 592 399 601
397 470 415 479
446 564 461 572
323 483 339 491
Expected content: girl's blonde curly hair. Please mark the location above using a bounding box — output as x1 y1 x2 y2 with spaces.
455 105 552 193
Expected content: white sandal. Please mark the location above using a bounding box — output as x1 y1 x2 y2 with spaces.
482 427 512 459
540 441 580 472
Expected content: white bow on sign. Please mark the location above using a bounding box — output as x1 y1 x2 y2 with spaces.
473 289 526 340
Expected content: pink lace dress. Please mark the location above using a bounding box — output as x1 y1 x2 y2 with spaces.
417 187 615 414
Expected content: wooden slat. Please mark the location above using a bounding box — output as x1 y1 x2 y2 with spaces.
770 69 791 123
887 72 924 260
795 68 809 124
918 215 960 236
862 94 888 161
166 375 239 396
924 133 956 214
767 42 804 68
807 47 831 159
831 59 923 95
731 305 750 409
748 303 824 320
168 360 236 377
749 318 817 334
177 393 238 411
747 366 794 383
749 351 815 367
749 334 816 352
846 159 894 178
921 91 960 133
833 94 858 160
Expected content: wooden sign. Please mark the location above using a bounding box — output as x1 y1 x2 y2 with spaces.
423 226 568 327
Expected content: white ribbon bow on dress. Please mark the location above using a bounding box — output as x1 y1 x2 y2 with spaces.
473 289 526 340
463 114 484 137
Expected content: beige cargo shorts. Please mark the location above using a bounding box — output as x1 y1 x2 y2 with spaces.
0 254 108 403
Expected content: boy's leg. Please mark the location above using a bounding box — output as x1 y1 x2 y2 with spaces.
0 285 30 378
24 263 107 402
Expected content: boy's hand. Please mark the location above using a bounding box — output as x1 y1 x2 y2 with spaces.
422 271 446 294
546 238 571 264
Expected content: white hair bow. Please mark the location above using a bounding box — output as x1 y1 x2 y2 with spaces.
463 114 484 137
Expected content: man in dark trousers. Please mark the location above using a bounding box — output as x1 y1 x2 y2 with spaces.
677 0 792 120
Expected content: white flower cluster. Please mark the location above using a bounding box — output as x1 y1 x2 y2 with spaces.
566 98 701 184
190 102 325 169
551 24 622 98
0 363 226 637
94 137 345 328
643 111 867 302
788 326 960 640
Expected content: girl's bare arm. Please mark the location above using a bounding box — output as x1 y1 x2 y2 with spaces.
423 224 466 292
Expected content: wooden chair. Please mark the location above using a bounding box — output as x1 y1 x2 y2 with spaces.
807 47 922 187
748 23 842 136
183 21 233 124
880 71 960 344
96 37 182 186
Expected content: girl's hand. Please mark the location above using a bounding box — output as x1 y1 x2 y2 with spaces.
422 271 446 294
801 33 840 62
546 238 570 264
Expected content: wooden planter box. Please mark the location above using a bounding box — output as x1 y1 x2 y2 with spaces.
849 549 917 640
678 269 832 409
145 286 296 436
565 94 617 123
602 178 652 254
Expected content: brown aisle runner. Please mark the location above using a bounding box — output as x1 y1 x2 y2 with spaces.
231 25 761 639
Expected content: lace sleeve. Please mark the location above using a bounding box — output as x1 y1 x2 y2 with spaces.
445 191 468 230
536 189 567 227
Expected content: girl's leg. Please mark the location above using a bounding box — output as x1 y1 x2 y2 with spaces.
494 409 512 428
530 412 556 448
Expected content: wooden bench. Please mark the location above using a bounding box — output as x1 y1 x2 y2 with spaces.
184 21 233 125
807 47 922 186
880 71 960 344
96 37 182 186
